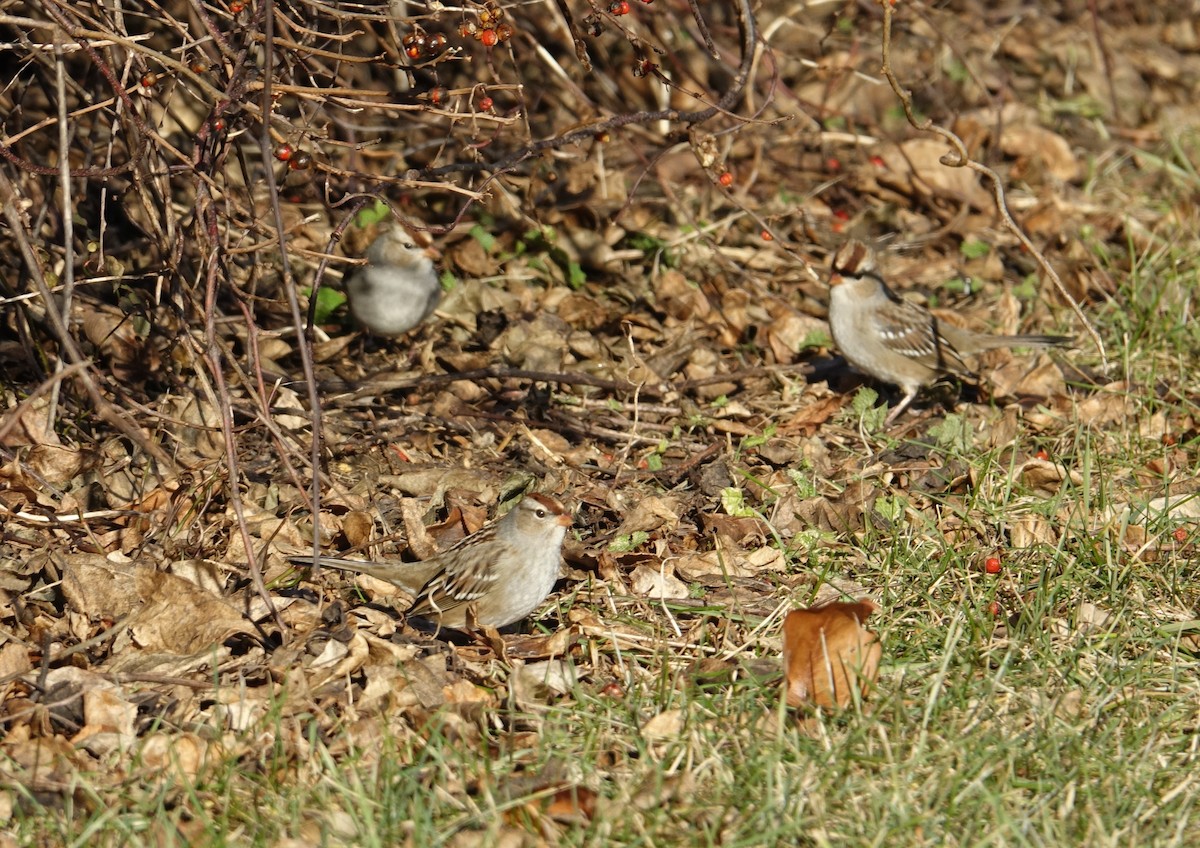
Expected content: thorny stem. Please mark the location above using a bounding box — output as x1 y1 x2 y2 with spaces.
412 0 758 186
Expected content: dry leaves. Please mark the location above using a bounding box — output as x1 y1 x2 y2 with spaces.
782 600 882 710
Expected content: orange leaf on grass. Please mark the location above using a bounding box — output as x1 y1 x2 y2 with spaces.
782 600 881 709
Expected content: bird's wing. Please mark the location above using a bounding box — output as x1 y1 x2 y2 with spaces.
876 288 974 377
407 544 503 619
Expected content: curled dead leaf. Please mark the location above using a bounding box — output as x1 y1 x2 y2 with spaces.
629 563 689 599
640 708 684 740
614 496 681 536
1018 457 1083 495
140 732 221 783
782 600 881 709
1000 123 1080 182
341 510 375 550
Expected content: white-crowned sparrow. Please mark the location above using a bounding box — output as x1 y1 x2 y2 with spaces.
345 224 441 336
292 494 571 629
828 240 1071 423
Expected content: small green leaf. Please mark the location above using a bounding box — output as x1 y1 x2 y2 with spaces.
721 487 756 518
608 531 649 552
960 240 990 260
946 59 970 84
927 414 970 452
873 495 907 522
355 200 391 228
801 329 832 350
522 226 555 244
567 261 587 289
646 453 663 472
1013 273 1038 299
850 386 880 415
469 224 496 252
312 287 347 324
786 468 817 498
845 386 889 430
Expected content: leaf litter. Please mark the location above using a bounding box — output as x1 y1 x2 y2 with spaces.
1 0 1199 841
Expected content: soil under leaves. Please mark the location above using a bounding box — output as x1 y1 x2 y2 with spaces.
1 1 1199 844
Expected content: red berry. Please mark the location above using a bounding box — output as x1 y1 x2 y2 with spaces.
406 45 422 59
718 171 733 187
429 86 448 106
1035 448 1050 461
832 209 850 221
288 152 312 171
478 95 494 111
610 0 631 14
459 21 477 38
1174 527 1188 543
212 118 227 132
230 1 244 12
985 556 1002 574
987 601 1001 617
870 155 886 167
480 28 498 46
826 157 841 171
274 144 293 161
761 230 773 241
599 681 626 698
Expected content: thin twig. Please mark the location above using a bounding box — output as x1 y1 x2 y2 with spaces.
877 0 1106 370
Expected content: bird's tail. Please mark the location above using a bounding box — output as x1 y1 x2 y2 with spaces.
981 333 1072 350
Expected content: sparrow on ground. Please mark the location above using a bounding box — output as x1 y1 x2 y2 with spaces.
345 224 441 336
292 494 571 630
828 240 1071 423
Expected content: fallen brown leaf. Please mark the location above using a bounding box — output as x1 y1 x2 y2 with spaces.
782 599 881 709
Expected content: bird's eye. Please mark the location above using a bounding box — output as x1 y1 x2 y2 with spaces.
535 508 547 518
402 242 416 251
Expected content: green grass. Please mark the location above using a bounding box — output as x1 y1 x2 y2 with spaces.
9 236 1200 848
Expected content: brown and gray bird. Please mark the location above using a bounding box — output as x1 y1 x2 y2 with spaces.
293 494 571 630
345 224 441 336
827 240 1071 423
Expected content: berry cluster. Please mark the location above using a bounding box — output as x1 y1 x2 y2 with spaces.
402 28 449 63
459 3 514 48
583 0 655 37
274 144 311 171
